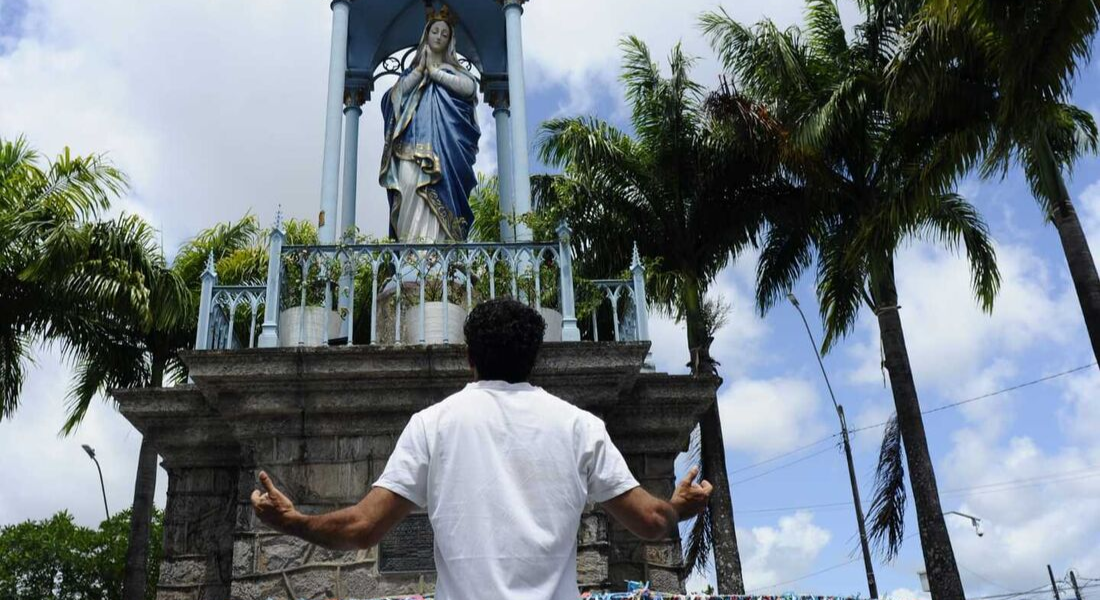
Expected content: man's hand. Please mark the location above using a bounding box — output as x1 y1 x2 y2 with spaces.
669 465 712 520
251 471 301 534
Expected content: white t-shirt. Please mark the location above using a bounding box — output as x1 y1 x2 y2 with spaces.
374 380 639 600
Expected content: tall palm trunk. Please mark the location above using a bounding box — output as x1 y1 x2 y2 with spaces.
683 274 744 594
122 356 164 600
874 271 963 600
1041 140 1100 368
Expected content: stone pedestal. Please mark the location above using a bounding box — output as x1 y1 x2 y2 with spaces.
115 343 717 600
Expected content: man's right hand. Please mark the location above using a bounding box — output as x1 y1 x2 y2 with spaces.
669 465 712 520
251 471 302 534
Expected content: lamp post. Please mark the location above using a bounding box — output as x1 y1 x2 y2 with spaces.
944 511 984 537
82 444 110 520
787 292 879 599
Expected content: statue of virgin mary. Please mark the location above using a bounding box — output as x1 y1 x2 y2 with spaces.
379 6 480 243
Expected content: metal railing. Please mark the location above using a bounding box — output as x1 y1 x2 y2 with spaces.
194 220 652 353
193 254 269 351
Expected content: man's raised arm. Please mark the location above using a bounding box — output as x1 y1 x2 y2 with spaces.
250 471 416 551
600 465 713 541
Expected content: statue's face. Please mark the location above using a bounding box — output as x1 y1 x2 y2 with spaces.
427 20 451 54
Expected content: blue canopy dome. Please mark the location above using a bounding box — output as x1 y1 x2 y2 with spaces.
346 0 513 99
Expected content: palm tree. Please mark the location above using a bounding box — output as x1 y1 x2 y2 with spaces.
23 213 192 600
0 136 126 417
702 2 1000 597
536 36 792 593
25 210 263 600
891 0 1100 368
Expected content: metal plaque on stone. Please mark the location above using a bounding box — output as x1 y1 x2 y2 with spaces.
379 513 436 573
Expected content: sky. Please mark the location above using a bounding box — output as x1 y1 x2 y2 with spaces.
1 0 1099 598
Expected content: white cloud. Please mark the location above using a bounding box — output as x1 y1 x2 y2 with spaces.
1079 178 1100 265
522 0 811 115
718 376 829 460
845 241 1081 391
884 587 930 600
934 371 1100 595
738 511 832 593
0 346 168 526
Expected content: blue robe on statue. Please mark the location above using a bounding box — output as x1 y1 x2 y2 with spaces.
380 66 480 242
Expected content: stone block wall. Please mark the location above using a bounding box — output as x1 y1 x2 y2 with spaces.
113 344 717 600
156 466 238 600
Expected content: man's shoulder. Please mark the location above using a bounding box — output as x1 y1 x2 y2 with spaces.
420 383 602 424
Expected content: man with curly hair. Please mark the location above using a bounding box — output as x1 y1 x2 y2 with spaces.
251 299 711 600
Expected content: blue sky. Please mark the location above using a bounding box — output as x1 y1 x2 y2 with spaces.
1 0 1099 598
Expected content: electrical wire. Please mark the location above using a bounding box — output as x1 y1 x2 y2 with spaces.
722 362 1098 488
730 443 840 485
733 464 1100 514
727 433 841 476
847 361 1097 437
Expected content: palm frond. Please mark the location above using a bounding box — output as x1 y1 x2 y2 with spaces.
681 425 713 576
867 414 906 562
805 0 848 60
914 193 1000 311
0 330 32 420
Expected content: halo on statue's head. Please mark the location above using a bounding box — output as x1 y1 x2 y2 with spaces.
413 4 474 80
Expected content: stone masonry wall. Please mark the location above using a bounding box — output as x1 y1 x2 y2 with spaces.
113 345 716 600
157 466 238 600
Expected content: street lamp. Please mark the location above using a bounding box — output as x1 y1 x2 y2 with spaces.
81 444 110 520
944 511 984 537
788 292 879 599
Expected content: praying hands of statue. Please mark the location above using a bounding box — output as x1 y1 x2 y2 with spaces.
669 465 713 520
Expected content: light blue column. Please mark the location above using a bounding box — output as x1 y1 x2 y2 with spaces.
503 0 533 242
257 216 286 348
338 98 363 339
195 252 217 351
493 101 516 242
631 243 654 371
340 99 363 241
557 221 581 341
318 0 351 243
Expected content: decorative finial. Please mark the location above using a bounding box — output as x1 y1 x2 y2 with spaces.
556 219 572 239
203 251 217 277
631 242 642 269
274 205 284 231
425 3 457 25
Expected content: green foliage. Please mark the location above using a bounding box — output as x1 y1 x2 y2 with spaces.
702 0 1001 353
892 0 1100 219
0 136 128 420
536 37 789 351
0 509 163 600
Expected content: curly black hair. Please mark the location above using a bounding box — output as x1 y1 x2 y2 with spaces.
464 298 546 383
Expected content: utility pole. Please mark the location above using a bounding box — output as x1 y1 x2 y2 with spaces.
1069 570 1083 600
1048 565 1062 600
788 293 878 599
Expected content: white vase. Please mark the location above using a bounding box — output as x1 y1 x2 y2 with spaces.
278 307 343 347
403 302 467 344
540 307 563 342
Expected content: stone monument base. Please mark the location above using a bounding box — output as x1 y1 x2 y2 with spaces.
114 342 717 600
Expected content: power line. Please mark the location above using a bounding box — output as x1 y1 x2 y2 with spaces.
733 464 1100 514
848 362 1097 437
727 433 841 476
744 555 862 594
737 500 854 515
731 443 840 485
725 362 1096 485
743 532 910 594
